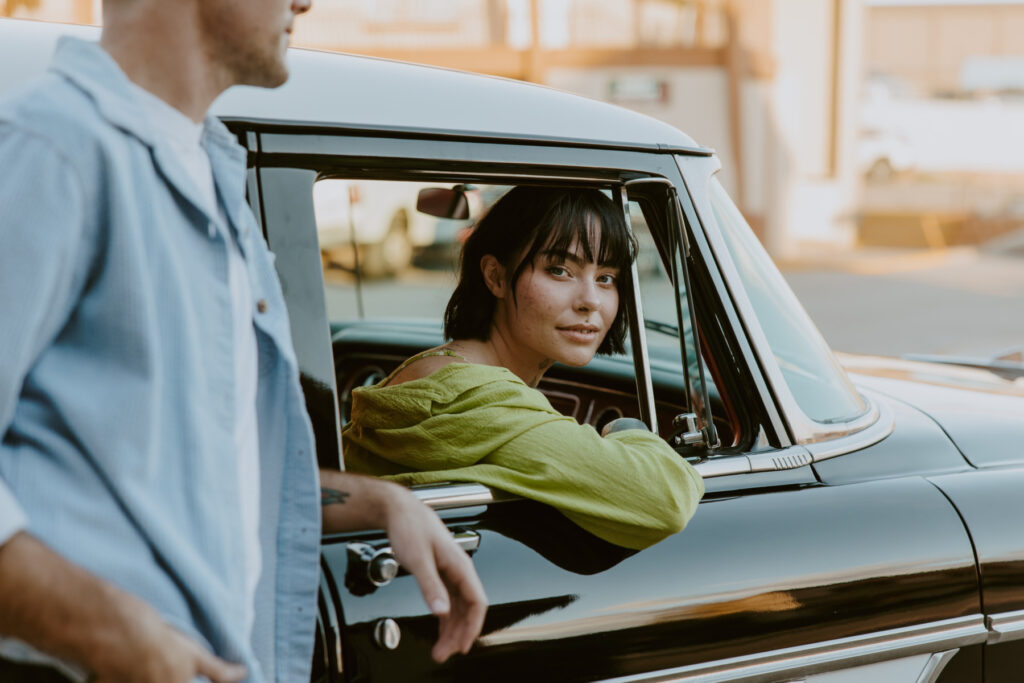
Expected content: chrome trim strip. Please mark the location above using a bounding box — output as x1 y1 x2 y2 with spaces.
453 530 481 553
412 482 518 510
695 445 813 480
599 615 986 683
747 446 813 473
694 455 751 479
804 390 895 463
916 649 958 683
986 609 1024 644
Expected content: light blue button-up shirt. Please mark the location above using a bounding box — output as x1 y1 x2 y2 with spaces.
0 38 321 682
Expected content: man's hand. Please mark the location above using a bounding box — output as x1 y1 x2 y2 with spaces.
380 485 487 662
320 471 488 662
0 533 246 683
87 584 247 683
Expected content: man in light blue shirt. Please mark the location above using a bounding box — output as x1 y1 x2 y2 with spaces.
0 2 486 681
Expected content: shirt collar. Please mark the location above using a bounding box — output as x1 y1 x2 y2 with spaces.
49 37 249 227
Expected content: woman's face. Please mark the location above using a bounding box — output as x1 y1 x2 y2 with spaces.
496 239 621 368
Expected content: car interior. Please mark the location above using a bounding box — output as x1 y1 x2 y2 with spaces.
314 174 751 460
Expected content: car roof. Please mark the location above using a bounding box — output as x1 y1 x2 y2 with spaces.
1 17 707 153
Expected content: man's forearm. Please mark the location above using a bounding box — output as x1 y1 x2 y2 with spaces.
319 469 406 533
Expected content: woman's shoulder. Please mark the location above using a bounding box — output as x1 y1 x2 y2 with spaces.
369 347 519 393
385 351 465 387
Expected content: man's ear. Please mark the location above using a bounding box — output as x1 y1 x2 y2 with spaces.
480 254 507 299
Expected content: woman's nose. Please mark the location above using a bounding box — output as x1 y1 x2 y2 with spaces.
576 281 600 312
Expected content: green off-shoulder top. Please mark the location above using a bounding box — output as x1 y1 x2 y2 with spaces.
341 354 705 550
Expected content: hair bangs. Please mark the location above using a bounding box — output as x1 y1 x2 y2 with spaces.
512 191 635 287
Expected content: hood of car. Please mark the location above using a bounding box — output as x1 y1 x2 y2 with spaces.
839 352 1024 469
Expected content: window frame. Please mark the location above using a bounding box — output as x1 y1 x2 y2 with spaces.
241 121 807 481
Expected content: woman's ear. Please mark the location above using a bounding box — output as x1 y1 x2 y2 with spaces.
480 254 507 298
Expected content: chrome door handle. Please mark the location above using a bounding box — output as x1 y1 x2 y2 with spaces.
346 530 481 590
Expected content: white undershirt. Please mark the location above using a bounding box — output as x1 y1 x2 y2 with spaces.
133 85 261 637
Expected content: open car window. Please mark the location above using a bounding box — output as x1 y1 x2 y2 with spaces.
312 175 740 452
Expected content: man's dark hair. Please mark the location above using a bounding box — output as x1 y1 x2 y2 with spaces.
443 186 636 356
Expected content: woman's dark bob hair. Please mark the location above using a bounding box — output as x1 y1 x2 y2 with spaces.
443 186 637 356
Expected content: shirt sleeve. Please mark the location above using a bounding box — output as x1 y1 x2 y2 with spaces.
0 123 87 545
378 376 705 550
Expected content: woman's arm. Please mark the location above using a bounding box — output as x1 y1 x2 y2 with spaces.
346 372 704 550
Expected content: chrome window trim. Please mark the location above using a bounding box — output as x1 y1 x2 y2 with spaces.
804 390 894 463
413 482 517 509
986 608 1024 645
694 445 812 480
616 184 659 433
918 650 959 683
598 615 986 683
694 454 752 479
747 446 814 473
674 156 879 447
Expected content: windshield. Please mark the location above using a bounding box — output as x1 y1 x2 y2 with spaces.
708 178 866 424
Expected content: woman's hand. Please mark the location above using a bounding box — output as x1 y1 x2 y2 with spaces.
601 417 650 437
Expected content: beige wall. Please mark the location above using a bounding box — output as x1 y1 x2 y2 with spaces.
8 0 865 254
867 4 1024 96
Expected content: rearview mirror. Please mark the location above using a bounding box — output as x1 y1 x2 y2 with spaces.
417 187 473 220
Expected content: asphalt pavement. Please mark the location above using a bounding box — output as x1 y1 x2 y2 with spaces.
779 245 1024 360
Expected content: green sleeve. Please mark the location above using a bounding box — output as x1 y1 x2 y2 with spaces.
359 372 704 550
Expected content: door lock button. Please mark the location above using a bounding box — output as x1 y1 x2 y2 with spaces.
374 618 401 650
368 553 400 585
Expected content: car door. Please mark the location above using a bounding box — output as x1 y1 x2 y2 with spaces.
243 125 983 683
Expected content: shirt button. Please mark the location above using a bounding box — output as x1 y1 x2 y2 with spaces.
257 299 268 314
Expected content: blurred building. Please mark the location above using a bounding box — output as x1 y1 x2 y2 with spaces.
4 0 867 256
867 0 1024 98
288 0 866 257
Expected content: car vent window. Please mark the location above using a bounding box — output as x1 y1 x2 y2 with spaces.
707 178 866 424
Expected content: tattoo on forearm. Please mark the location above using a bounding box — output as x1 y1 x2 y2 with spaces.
321 487 351 506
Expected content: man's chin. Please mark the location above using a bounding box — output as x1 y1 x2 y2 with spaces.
233 53 290 89
249 66 290 89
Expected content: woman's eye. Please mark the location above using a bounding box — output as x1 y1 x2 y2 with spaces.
597 273 617 285
547 265 569 277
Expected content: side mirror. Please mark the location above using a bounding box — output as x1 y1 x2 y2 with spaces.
416 187 473 220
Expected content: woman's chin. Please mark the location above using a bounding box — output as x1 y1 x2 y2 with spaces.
554 349 599 367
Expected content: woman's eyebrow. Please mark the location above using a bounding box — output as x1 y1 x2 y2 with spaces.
539 249 586 265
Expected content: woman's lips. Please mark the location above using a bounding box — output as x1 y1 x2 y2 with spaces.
557 325 601 343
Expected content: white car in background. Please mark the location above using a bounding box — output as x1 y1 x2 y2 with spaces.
857 126 914 181
313 179 437 276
